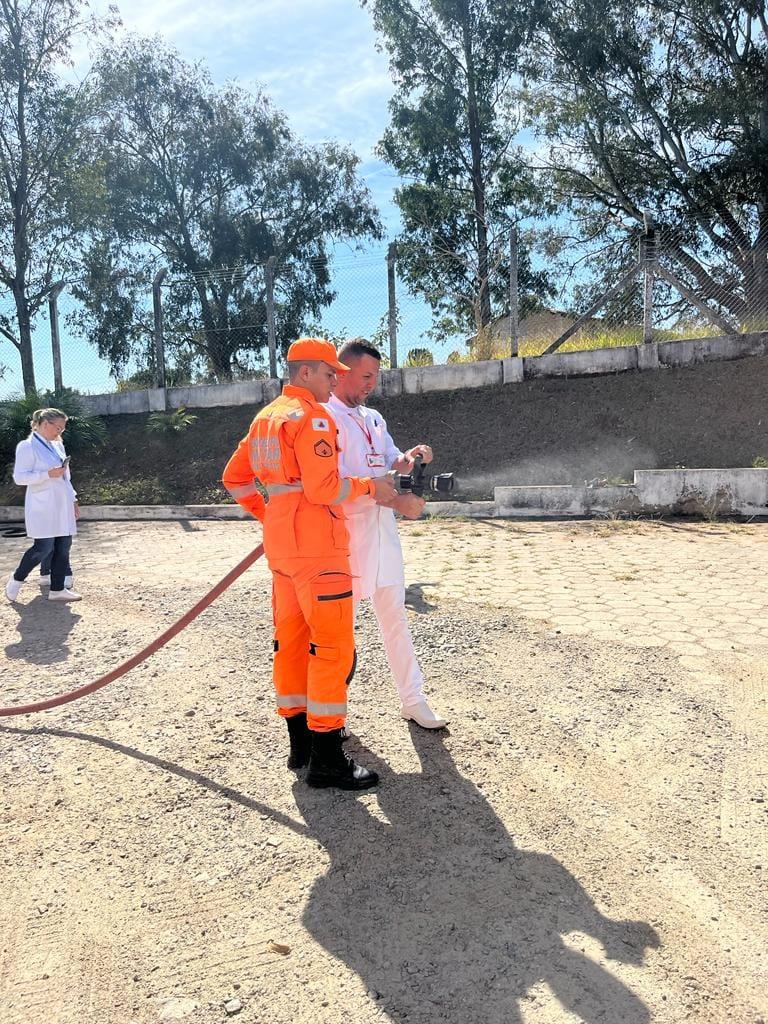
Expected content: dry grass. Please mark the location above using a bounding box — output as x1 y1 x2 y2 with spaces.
448 321 739 362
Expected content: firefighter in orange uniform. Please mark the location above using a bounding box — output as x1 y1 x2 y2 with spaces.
222 338 396 790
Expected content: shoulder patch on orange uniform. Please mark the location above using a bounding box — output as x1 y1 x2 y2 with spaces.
314 439 333 458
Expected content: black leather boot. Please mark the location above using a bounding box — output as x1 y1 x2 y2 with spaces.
306 729 379 790
286 712 311 771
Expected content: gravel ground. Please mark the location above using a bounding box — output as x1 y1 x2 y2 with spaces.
0 520 766 1024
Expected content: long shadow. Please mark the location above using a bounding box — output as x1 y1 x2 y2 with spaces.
294 728 660 1024
1 723 660 1022
4 594 82 665
0 723 310 840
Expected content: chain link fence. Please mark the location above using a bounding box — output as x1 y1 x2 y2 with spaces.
1 221 767 401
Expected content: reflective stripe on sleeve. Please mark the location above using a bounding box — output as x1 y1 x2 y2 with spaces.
330 479 351 505
266 483 304 496
226 482 260 499
306 699 347 717
276 694 308 708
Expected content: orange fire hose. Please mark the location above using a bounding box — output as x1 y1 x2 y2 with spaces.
0 543 264 717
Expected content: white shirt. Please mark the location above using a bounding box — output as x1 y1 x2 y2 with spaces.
13 433 78 539
326 394 404 599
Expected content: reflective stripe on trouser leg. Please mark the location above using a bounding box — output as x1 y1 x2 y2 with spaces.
304 569 355 732
271 571 310 718
370 583 425 706
268 555 356 733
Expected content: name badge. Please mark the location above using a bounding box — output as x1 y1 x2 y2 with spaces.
366 453 386 469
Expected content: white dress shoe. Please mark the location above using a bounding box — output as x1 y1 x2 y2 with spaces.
49 588 82 602
5 576 22 602
38 574 51 587
401 700 448 729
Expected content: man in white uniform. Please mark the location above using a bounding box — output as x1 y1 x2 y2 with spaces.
327 339 447 729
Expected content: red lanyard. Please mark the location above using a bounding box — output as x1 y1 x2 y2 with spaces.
349 411 373 449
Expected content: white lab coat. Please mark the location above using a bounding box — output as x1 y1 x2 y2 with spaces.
326 394 404 599
13 434 78 539
326 394 425 705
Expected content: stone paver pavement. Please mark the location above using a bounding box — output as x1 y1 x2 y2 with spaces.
2 516 767 1024
401 517 768 665
3 516 767 667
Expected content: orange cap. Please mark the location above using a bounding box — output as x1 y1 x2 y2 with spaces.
286 337 349 371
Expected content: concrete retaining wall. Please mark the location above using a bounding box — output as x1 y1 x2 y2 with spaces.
75 330 768 417
0 502 488 522
634 468 768 516
522 346 639 380
494 468 768 518
494 484 640 518
2 469 767 521
657 331 768 368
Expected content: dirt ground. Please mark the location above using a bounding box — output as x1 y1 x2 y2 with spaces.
1 517 767 1024
5 352 768 506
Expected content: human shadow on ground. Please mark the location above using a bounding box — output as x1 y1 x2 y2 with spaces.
294 727 660 1024
0 723 310 838
4 595 81 665
0 723 659 1023
404 584 439 613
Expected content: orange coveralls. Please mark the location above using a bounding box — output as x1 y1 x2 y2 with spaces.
222 384 374 732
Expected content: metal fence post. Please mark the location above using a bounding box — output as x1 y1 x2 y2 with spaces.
509 225 519 357
265 256 278 380
48 281 66 393
152 269 168 390
387 242 398 369
641 213 657 344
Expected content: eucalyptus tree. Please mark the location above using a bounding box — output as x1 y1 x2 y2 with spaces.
365 0 550 339
529 0 768 325
0 0 105 392
83 38 381 381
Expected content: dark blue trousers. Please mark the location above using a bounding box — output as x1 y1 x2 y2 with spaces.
14 536 73 591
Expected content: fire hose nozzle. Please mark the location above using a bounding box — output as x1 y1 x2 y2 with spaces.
398 454 454 497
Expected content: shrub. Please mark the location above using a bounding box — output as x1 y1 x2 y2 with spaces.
0 389 107 468
405 348 434 367
146 407 198 435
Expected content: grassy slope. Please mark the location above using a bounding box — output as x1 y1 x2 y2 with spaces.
2 354 768 505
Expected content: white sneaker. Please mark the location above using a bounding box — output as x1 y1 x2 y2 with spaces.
400 700 448 729
38 575 51 587
5 576 22 602
48 588 82 602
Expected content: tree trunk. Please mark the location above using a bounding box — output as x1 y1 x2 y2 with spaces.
195 281 233 381
13 286 36 394
744 247 768 328
460 1 492 330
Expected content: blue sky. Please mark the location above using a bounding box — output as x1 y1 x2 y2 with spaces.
96 0 402 230
1 0 432 397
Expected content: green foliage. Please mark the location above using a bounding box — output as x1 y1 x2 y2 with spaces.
74 37 382 384
752 456 768 469
367 0 553 336
146 407 198 436
405 348 434 367
0 389 107 469
0 0 113 393
528 0 768 325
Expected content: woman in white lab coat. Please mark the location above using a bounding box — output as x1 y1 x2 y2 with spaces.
5 407 82 603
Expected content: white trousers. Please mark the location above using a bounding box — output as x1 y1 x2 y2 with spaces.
355 583 424 706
